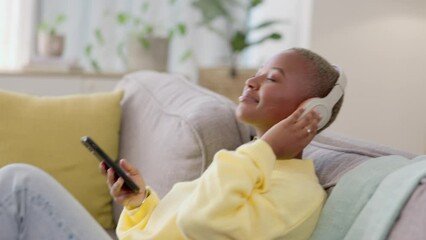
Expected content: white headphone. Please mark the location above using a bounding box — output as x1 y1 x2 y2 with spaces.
301 65 347 130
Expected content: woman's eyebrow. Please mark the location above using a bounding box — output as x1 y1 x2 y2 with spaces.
271 67 285 76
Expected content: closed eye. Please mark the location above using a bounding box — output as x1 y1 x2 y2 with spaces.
266 68 283 82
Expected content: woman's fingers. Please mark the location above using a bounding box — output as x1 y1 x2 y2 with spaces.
106 168 116 188
306 116 320 136
99 161 108 175
297 110 321 132
289 107 305 123
103 158 147 207
110 177 124 197
119 159 138 176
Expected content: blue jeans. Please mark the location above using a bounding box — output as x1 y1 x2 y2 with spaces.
0 164 112 240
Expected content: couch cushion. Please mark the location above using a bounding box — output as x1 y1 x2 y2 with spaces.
115 71 252 198
304 130 417 194
0 89 123 229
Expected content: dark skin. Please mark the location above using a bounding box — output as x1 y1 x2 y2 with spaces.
101 49 321 209
236 49 320 158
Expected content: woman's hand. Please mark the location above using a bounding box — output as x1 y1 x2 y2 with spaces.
100 159 147 209
261 108 320 159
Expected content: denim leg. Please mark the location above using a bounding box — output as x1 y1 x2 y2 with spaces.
0 163 112 240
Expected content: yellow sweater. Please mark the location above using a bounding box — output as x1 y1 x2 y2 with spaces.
117 140 326 240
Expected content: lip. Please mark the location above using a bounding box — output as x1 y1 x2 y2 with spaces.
239 91 259 103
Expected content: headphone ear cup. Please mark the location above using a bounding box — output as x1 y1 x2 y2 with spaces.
301 98 332 130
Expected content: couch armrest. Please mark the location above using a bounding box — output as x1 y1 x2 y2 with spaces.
304 130 417 193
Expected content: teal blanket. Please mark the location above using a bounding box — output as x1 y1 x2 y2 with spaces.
310 155 426 240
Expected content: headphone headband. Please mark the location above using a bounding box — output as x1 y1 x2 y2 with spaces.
323 65 347 107
333 65 347 92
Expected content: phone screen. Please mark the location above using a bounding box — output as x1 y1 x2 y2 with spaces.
81 136 140 193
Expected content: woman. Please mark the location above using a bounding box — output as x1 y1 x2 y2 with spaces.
0 48 344 239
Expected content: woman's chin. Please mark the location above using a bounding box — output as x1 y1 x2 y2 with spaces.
235 107 247 123
235 107 255 125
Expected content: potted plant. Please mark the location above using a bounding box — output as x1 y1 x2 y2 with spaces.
37 14 67 57
193 0 282 102
192 0 282 77
115 2 190 72
84 1 191 73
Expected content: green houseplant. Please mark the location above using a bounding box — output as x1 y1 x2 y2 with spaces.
192 0 282 77
38 14 66 36
37 14 67 57
192 0 283 103
84 1 191 73
116 2 191 71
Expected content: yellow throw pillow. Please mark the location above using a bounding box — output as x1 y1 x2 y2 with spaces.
0 89 124 229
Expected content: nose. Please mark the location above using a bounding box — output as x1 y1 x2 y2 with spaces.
245 75 261 90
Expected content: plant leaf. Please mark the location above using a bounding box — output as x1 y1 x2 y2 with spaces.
38 21 50 32
250 32 282 46
55 15 66 24
91 60 101 73
84 44 93 56
116 42 127 66
168 29 175 40
250 0 263 8
191 0 231 25
145 25 154 35
180 49 193 62
250 20 280 30
270 33 282 39
141 1 150 13
117 13 130 25
95 29 105 45
231 31 248 52
139 36 150 49
202 23 227 39
177 23 186 36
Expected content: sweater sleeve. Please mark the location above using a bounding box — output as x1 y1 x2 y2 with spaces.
176 139 279 239
116 187 160 238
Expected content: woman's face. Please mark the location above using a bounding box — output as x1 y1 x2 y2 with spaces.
235 50 313 134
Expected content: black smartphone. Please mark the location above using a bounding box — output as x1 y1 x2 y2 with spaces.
80 136 140 193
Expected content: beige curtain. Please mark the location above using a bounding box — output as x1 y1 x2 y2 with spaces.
0 0 36 70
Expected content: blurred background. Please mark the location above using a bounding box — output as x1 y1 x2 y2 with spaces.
0 0 425 154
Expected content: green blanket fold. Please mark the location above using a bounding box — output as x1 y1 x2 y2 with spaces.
344 156 426 240
309 155 413 240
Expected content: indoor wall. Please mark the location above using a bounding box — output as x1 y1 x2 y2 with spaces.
310 0 426 154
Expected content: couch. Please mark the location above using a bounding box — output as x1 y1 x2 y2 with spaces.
108 71 424 239
1 70 422 239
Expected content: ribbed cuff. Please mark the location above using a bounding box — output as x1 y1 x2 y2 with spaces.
125 187 159 220
237 139 276 188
